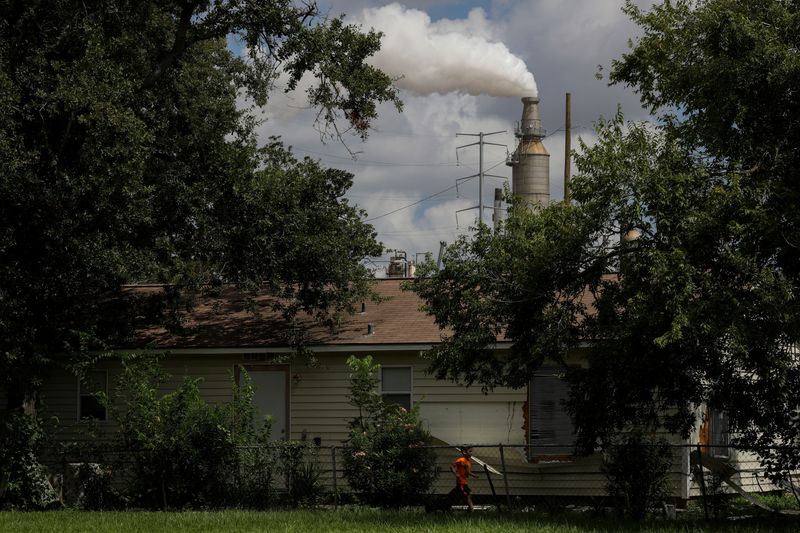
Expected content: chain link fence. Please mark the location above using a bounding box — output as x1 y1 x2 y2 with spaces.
44 442 800 515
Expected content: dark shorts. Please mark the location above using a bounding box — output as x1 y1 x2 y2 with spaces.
457 483 471 496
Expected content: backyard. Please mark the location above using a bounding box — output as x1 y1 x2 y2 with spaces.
1 508 799 533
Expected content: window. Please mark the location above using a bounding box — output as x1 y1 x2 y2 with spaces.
708 408 730 458
528 367 576 460
79 370 107 421
381 366 412 411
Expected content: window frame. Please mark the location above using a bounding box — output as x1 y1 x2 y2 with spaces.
527 366 576 463
77 369 108 422
379 365 413 410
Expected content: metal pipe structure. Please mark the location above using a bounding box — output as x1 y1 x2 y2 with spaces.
507 96 550 209
564 92 571 203
493 188 503 231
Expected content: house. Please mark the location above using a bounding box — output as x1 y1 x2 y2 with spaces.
38 278 774 502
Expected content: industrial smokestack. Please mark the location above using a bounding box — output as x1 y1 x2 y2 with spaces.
507 97 550 208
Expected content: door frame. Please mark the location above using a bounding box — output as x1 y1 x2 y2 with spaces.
235 363 290 439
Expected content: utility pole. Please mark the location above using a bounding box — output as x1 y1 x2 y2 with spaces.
564 92 572 203
455 130 506 227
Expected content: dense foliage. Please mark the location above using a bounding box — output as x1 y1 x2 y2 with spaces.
342 356 437 508
412 0 800 481
103 354 258 508
603 433 672 520
99 353 323 509
0 0 399 411
0 413 56 509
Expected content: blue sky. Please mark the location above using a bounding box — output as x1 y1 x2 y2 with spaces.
252 1 655 274
423 0 494 20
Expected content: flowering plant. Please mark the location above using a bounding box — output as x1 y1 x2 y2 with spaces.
341 356 437 507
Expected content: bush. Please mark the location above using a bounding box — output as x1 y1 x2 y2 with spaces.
73 462 121 510
232 441 278 509
603 432 672 520
341 355 437 508
104 353 273 509
0 412 57 510
277 441 325 507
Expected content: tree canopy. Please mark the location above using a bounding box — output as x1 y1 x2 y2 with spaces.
0 0 400 408
412 0 800 480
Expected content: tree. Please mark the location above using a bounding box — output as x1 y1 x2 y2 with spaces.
0 0 400 411
412 0 800 481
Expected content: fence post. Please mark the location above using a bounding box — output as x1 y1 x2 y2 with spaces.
330 446 338 509
483 462 499 511
696 444 708 521
499 443 512 511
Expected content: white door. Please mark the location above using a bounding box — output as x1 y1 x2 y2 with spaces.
243 367 288 440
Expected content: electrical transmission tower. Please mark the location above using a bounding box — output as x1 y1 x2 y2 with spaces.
455 130 507 227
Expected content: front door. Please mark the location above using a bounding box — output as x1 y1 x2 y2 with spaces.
239 365 289 440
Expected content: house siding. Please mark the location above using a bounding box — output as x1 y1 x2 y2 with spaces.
39 349 694 499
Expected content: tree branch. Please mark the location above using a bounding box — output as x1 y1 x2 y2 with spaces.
141 1 198 90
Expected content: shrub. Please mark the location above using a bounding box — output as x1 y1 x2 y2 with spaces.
232 438 278 509
277 441 325 507
104 353 273 509
73 462 121 510
603 432 672 520
341 355 437 508
0 412 57 509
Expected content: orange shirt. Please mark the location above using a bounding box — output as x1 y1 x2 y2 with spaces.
452 456 471 485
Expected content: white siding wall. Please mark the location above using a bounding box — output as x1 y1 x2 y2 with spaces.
35 350 705 498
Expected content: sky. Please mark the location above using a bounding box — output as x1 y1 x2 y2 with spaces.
256 0 656 275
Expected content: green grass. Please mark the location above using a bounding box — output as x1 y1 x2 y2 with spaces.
1 509 798 533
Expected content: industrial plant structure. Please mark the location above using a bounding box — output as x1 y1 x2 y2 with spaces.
507 96 550 208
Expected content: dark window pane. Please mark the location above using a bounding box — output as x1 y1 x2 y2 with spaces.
80 370 106 395
79 370 107 421
382 393 411 411
382 367 411 392
80 395 106 420
710 410 729 457
529 367 575 456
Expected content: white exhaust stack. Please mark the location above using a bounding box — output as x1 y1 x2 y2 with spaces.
507 97 550 208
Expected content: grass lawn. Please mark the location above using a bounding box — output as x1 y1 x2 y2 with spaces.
1 509 799 533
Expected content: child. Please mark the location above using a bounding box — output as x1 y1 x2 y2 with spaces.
450 447 478 511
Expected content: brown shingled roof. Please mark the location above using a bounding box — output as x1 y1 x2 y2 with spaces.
134 279 445 349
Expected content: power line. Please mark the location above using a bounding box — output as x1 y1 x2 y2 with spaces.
348 193 458 202
365 178 476 222
379 226 458 235
292 147 459 167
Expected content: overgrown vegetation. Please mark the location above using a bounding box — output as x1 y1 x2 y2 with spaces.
342 356 437 508
103 354 251 508
603 433 672 520
63 353 324 510
0 413 56 510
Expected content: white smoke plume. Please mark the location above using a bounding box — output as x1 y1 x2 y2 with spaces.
358 3 538 98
